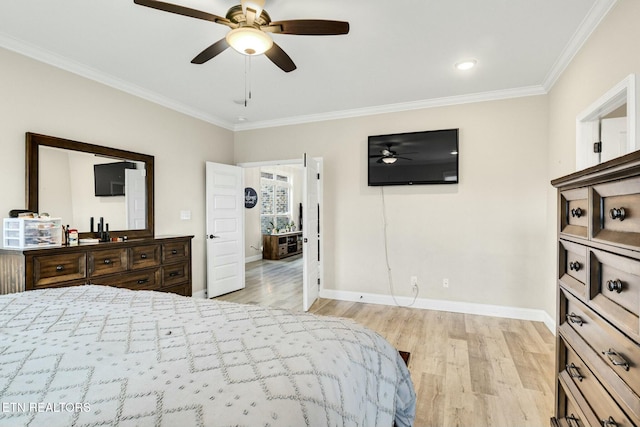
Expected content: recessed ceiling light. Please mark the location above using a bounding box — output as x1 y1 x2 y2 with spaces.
455 59 477 71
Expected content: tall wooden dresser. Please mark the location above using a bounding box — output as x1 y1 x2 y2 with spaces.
552 152 640 427
0 235 193 296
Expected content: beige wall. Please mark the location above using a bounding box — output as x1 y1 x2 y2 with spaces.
0 46 234 294
235 95 551 311
546 0 640 318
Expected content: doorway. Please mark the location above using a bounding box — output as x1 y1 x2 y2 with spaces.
237 158 323 311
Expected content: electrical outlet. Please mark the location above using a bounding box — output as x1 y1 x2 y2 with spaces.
410 276 418 294
443 278 449 288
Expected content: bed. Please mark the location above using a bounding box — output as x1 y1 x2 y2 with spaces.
0 286 416 426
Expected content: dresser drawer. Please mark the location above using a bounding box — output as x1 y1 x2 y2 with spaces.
162 240 189 263
163 262 189 286
560 188 589 239
592 176 640 250
589 249 640 342
561 289 640 419
32 252 87 287
161 282 191 296
93 268 161 291
552 373 599 427
88 248 128 277
130 244 161 269
559 240 588 299
560 339 634 427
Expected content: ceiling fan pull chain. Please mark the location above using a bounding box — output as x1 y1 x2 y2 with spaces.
244 55 253 107
248 55 252 101
244 56 248 107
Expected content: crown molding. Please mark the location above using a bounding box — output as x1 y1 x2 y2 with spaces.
0 32 235 131
542 0 618 91
233 85 547 131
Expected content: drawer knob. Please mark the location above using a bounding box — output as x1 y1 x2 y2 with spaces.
137 279 149 284
602 349 629 371
566 313 584 326
567 415 580 427
609 207 626 221
606 279 623 293
169 271 180 277
104 259 111 265
55 265 64 272
602 416 618 427
172 249 178 255
570 207 583 218
566 363 583 382
569 261 581 271
140 253 147 259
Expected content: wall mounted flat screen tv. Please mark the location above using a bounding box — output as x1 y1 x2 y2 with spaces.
94 161 136 196
368 128 459 186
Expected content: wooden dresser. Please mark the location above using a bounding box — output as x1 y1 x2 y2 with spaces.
0 235 193 296
551 152 640 427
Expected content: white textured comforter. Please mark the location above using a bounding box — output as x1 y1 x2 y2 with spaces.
0 286 415 426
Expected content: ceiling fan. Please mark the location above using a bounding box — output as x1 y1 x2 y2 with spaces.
370 144 414 164
133 0 350 72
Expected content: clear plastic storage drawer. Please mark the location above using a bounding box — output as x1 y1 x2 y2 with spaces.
3 217 62 248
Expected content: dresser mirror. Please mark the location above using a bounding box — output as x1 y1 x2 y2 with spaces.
26 133 154 239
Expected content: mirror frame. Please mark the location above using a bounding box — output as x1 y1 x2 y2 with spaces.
26 132 154 239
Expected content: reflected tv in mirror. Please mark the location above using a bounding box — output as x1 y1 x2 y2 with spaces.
368 128 459 186
94 161 136 196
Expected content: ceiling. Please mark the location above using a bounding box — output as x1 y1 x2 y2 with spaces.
0 0 615 130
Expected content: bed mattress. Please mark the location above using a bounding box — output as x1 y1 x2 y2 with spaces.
0 286 415 426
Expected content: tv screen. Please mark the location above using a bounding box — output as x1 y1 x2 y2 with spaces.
368 129 459 186
94 161 136 196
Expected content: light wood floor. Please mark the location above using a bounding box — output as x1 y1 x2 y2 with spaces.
216 257 556 427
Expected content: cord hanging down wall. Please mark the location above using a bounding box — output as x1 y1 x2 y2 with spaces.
380 186 418 307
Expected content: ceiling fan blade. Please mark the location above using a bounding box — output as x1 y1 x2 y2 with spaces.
396 157 412 160
266 20 349 35
133 0 234 27
191 38 230 64
265 42 296 72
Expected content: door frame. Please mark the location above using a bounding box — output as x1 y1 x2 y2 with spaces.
576 73 637 170
237 158 324 300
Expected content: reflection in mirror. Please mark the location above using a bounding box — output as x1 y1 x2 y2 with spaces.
26 133 154 240
39 146 147 231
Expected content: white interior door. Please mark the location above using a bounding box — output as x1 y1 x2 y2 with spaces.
303 155 320 311
125 168 146 229
206 162 245 298
601 117 628 163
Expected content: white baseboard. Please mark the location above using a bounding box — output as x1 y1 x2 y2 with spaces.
192 289 207 299
245 254 263 263
319 289 556 335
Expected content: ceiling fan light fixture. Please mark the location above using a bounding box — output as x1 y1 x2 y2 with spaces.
382 157 398 164
226 26 273 55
